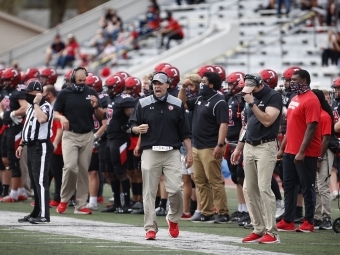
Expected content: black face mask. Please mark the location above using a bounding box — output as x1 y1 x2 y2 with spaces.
72 83 85 92
25 94 36 105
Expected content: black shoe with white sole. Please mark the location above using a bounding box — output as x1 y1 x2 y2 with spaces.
29 217 50 224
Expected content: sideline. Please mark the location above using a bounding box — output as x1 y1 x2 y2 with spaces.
0 211 290 255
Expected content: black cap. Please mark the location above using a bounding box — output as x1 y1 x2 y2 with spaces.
22 79 42 92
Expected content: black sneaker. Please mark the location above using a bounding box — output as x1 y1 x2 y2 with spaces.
156 207 167 216
238 212 250 226
230 211 242 222
191 212 215 223
29 217 50 224
214 214 230 224
314 218 322 230
115 205 133 214
294 215 304 223
68 199 76 207
131 207 144 214
18 215 34 223
319 217 332 230
101 204 117 213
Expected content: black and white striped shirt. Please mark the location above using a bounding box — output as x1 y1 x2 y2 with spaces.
22 101 53 143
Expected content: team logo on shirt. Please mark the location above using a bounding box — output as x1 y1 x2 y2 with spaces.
205 102 210 107
85 95 91 100
168 105 173 111
289 101 299 109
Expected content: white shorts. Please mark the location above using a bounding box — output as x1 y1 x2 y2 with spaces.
181 155 193 175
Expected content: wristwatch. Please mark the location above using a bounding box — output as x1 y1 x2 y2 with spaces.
217 143 224 148
248 102 255 108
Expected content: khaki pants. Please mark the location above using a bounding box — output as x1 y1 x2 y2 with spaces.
315 149 334 219
60 131 93 210
243 141 277 236
141 149 183 233
193 147 228 216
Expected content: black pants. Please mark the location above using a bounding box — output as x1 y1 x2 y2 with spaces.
28 141 53 219
161 32 183 50
283 153 317 223
50 154 63 202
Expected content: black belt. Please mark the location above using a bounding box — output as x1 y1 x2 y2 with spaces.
24 140 49 147
246 138 276 146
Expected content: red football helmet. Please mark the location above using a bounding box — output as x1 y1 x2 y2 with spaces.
25 68 40 82
154 63 171 73
214 65 226 81
2 68 21 88
85 75 102 92
226 72 245 94
259 69 278 89
125 77 141 97
332 77 340 99
197 65 216 78
161 65 180 88
114 71 130 79
64 69 73 81
40 67 57 85
282 66 301 81
105 74 125 95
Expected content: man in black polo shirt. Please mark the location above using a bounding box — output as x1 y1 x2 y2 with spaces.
16 79 54 224
179 71 229 224
231 73 282 244
53 67 103 215
130 72 192 240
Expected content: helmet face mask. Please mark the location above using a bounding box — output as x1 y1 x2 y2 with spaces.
332 77 340 100
226 72 245 95
104 75 125 97
2 68 20 88
40 68 57 85
161 66 180 89
85 75 102 92
259 69 278 89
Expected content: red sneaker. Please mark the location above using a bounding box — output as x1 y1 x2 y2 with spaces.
97 196 104 204
242 233 263 243
180 212 192 220
74 207 92 215
49 200 60 208
166 216 179 238
18 195 27 201
145 230 156 240
277 219 295 232
258 233 280 244
56 202 68 214
296 219 314 233
0 196 17 202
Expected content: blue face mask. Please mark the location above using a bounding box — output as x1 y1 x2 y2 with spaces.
199 82 212 97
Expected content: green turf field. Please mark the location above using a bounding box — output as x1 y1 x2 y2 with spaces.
0 185 340 255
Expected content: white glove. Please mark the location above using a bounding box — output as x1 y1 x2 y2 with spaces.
10 111 22 125
0 112 3 119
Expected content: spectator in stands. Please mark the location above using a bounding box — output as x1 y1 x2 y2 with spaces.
45 34 65 67
159 11 184 50
277 0 291 17
139 0 161 37
105 15 123 41
56 34 80 69
98 39 117 65
89 29 106 56
321 30 340 67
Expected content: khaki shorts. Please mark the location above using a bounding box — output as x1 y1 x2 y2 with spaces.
181 155 193 175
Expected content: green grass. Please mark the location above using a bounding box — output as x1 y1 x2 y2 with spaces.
1 185 340 255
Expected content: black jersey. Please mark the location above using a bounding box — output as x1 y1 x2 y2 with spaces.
106 93 135 139
227 95 245 141
1 86 26 125
92 93 108 133
332 100 340 124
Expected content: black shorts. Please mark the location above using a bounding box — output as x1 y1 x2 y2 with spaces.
105 138 129 174
88 152 99 171
98 139 107 173
127 150 140 170
227 144 244 184
332 155 340 181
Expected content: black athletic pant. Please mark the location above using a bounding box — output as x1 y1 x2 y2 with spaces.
27 140 53 219
50 154 63 202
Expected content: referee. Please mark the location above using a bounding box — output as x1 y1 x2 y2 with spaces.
16 79 54 224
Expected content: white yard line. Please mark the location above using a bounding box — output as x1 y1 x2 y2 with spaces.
1 211 291 255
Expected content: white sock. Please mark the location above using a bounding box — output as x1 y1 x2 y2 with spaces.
10 190 18 200
89 196 97 204
238 204 242 212
195 210 201 213
120 193 125 206
18 188 27 196
241 204 248 212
